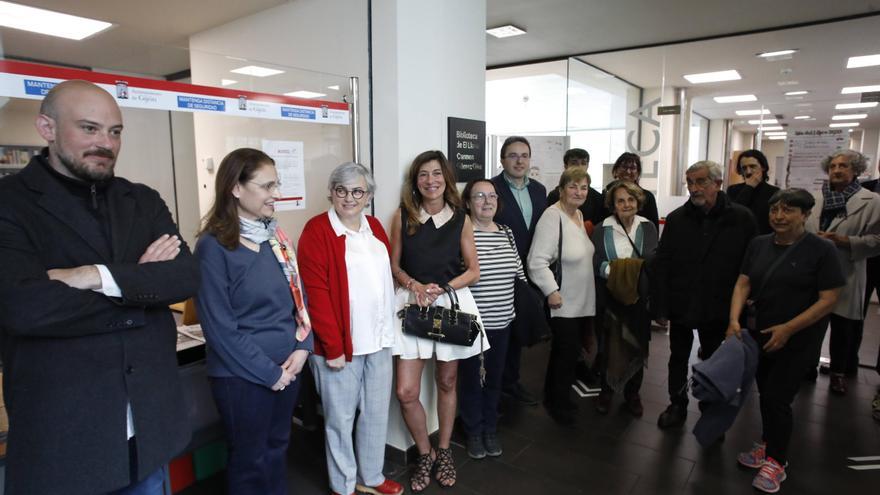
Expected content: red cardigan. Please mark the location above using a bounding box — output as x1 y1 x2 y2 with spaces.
297 212 392 361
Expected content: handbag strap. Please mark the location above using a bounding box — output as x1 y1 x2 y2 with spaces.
614 215 641 258
554 216 563 287
443 284 461 310
752 234 808 300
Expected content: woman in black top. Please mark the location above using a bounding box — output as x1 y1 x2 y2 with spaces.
602 153 660 229
389 150 484 492
727 188 844 494
728 149 780 235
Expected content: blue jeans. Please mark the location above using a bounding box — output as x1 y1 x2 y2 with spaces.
210 375 302 495
106 466 167 495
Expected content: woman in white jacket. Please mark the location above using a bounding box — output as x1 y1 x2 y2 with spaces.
528 166 595 425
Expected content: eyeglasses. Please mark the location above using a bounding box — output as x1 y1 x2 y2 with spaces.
249 180 282 193
470 192 498 202
504 153 531 161
334 186 367 199
686 177 714 188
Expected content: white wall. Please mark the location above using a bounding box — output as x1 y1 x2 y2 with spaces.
707 118 726 165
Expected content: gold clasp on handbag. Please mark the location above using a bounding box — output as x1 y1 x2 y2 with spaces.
429 314 445 339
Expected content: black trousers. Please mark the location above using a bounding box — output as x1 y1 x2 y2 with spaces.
829 314 862 374
460 326 511 436
543 316 588 409
502 325 523 391
667 321 725 405
755 342 815 465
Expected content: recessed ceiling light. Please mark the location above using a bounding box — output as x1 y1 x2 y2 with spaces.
486 25 526 38
767 136 787 140
327 85 340 91
841 85 880 94
221 79 237 86
765 131 788 136
0 1 113 40
835 102 878 110
714 94 757 103
784 90 809 96
748 119 778 125
284 90 326 99
830 122 859 127
794 115 811 119
230 65 285 77
757 49 798 58
760 126 784 131
847 54 880 69
832 114 868 120
683 70 741 84
735 109 771 116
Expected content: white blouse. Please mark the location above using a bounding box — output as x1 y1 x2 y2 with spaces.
328 208 395 355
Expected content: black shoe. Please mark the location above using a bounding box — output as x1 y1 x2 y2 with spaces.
657 403 687 429
483 432 503 457
466 435 486 460
505 383 539 406
596 390 612 415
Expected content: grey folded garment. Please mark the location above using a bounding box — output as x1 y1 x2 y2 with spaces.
691 331 759 447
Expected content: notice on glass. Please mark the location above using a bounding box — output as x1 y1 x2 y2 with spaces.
262 139 306 210
785 129 847 191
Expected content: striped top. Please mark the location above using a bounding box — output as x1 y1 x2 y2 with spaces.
471 227 526 331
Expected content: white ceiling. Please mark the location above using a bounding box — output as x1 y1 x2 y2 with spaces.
580 16 880 132
0 0 288 76
485 0 879 67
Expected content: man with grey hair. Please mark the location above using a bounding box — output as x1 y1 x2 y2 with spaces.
805 149 880 395
653 160 757 429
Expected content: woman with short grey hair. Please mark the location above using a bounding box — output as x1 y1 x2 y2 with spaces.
298 162 403 495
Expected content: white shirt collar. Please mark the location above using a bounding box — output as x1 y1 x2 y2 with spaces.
418 204 454 228
602 214 648 231
328 207 371 237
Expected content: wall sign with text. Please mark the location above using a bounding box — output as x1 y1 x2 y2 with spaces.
447 117 486 182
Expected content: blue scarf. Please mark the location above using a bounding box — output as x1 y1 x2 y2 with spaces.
239 216 277 244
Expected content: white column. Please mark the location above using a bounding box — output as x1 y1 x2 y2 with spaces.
372 0 487 454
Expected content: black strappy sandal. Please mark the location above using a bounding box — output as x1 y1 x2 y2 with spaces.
410 449 435 493
434 447 456 488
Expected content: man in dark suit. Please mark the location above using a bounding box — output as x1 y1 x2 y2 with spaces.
546 148 605 225
0 80 200 495
492 136 547 405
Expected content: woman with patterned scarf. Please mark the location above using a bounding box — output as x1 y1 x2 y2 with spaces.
195 148 314 495
805 149 880 395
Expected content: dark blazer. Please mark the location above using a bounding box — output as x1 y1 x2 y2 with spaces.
727 181 780 235
0 156 200 495
491 173 547 265
652 192 757 326
547 185 605 225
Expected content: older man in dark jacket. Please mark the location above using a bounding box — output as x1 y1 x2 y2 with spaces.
653 160 757 429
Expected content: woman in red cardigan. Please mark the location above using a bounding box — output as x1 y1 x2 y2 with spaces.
298 162 402 495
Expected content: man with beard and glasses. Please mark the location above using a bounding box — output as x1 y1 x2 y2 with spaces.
0 80 200 495
652 160 757 430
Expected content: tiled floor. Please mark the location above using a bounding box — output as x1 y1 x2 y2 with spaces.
184 309 880 495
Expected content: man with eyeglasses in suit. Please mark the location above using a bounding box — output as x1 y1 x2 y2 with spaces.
491 136 548 406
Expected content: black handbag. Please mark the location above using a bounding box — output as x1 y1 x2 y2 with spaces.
398 285 482 347
503 226 551 346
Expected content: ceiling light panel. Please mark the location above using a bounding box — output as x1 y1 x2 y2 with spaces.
759 126 784 131
767 136 787 140
230 65 284 77
794 115 811 119
735 109 771 116
830 122 859 127
714 94 757 103
748 119 778 125
847 54 880 69
758 49 798 58
684 70 741 84
841 85 880 94
831 114 868 120
0 1 113 40
284 90 326 98
835 102 878 110
784 90 809 96
220 79 237 86
486 25 526 38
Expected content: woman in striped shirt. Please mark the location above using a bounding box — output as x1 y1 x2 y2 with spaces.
459 179 527 460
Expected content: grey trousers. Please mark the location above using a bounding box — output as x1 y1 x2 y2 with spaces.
309 348 393 494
